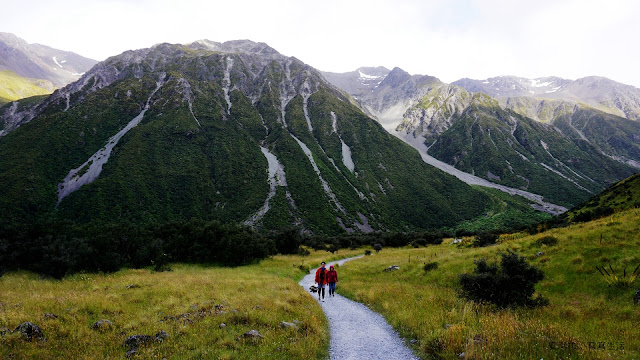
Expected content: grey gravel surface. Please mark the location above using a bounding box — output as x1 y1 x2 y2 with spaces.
299 256 417 360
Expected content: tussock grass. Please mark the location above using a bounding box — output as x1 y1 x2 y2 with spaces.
337 208 640 359
0 249 361 359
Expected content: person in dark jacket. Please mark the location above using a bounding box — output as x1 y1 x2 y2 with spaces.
326 265 338 297
315 262 327 301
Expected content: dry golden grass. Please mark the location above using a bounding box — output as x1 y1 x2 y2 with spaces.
0 249 361 359
338 208 640 359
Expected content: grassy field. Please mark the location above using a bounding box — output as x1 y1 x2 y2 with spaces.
0 249 361 359
337 208 640 359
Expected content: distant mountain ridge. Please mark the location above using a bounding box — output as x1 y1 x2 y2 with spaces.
0 32 97 88
323 67 638 208
453 75 640 121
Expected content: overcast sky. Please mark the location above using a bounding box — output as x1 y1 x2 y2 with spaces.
3 0 640 87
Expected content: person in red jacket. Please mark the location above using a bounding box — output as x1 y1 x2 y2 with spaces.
315 262 327 302
326 265 338 297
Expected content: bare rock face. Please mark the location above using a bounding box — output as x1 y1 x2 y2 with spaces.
14 322 45 341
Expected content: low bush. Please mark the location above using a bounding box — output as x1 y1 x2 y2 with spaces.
472 232 499 247
423 262 438 272
459 250 548 308
535 236 558 247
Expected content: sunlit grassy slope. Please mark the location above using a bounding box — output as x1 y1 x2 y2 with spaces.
337 208 640 359
0 249 361 359
0 70 52 104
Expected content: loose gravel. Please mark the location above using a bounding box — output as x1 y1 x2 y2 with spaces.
299 256 417 360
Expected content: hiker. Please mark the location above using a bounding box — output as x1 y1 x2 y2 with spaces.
327 265 338 297
315 261 327 302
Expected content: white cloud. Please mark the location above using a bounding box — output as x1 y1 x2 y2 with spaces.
3 0 639 87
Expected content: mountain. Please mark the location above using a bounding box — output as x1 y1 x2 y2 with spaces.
323 67 440 131
0 32 97 88
0 40 502 234
324 68 637 208
452 75 640 121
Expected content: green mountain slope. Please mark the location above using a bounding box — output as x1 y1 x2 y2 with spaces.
0 42 494 234
0 70 53 105
397 85 636 207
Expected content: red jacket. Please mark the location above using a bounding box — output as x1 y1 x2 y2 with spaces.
326 269 338 283
315 267 328 285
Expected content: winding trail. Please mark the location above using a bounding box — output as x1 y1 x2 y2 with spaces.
299 256 417 360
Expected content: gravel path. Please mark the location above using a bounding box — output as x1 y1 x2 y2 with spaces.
299 256 417 360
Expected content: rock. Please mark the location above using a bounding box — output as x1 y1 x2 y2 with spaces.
154 330 169 342
280 321 298 330
452 238 462 244
535 251 545 257
44 313 58 320
14 322 44 341
253 305 264 310
125 349 137 358
458 352 466 358
123 334 154 349
409 339 418 345
91 319 114 331
219 323 226 328
634 288 640 305
241 330 264 339
384 265 400 272
126 284 141 289
444 324 453 330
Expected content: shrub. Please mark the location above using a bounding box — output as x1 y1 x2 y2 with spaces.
535 236 558 247
472 233 499 247
423 262 438 272
459 250 548 308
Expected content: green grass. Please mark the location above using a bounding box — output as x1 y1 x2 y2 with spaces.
0 249 362 359
0 70 52 105
336 208 640 359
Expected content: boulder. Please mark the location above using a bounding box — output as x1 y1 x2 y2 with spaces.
14 322 44 341
91 319 114 331
241 330 264 339
280 321 298 330
384 265 400 272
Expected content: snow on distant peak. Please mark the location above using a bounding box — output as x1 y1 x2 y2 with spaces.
52 56 64 68
358 70 381 80
529 79 553 88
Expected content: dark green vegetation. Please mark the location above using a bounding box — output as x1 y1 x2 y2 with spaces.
562 173 640 223
459 250 548 308
0 42 510 235
422 91 635 207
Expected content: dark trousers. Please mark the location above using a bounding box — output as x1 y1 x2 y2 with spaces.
317 284 325 299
